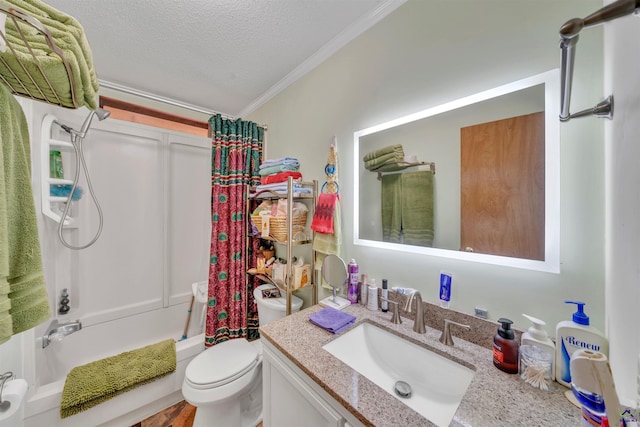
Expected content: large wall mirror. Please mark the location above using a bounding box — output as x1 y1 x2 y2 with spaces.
353 69 560 272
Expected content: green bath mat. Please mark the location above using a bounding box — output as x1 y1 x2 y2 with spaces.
60 339 176 418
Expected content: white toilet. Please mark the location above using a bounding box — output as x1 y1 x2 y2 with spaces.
182 284 303 427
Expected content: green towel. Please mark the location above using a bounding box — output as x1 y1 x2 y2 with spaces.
381 174 402 244
60 339 177 418
0 82 50 344
401 171 434 247
5 0 99 94
1 0 99 109
368 161 413 173
0 39 73 107
364 152 405 171
380 171 434 247
0 279 11 344
362 144 404 162
4 25 98 109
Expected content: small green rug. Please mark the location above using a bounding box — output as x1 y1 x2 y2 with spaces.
60 339 176 418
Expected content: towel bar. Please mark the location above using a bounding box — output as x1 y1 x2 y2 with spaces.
374 161 435 181
559 0 640 121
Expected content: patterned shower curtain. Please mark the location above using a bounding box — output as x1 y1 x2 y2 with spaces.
205 114 263 346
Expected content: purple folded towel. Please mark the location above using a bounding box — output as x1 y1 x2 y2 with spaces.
309 307 356 334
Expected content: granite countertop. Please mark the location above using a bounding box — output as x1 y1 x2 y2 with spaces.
259 303 582 427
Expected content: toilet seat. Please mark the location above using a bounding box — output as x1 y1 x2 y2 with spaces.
185 339 259 390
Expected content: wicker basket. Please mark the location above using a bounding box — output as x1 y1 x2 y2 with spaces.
251 212 307 242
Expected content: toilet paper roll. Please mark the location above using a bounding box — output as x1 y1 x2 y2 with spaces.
0 378 28 421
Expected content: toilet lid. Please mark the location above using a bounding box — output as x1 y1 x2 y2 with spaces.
185 339 259 389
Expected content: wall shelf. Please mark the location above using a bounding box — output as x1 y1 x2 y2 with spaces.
40 114 76 225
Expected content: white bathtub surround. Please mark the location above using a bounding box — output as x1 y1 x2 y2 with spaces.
16 101 211 427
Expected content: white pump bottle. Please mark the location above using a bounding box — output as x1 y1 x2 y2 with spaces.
521 313 556 380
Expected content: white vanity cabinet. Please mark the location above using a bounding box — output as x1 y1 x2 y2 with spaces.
262 339 364 427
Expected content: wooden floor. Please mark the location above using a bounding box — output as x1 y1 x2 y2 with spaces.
131 401 196 427
131 400 263 427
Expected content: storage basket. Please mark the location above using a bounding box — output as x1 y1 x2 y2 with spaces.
251 212 307 242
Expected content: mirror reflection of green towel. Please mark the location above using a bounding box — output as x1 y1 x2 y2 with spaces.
363 144 404 162
381 174 402 243
364 152 404 170
401 172 434 247
381 171 434 247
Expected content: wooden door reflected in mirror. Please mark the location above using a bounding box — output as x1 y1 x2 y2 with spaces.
460 112 545 260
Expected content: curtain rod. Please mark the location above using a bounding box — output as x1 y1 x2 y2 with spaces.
98 79 235 119
98 79 268 130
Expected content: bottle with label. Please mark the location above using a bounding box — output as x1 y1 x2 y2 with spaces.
50 150 64 178
555 301 608 387
347 259 359 304
439 271 452 308
493 318 519 374
381 279 388 312
521 313 556 380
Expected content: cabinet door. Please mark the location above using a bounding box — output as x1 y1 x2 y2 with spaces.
263 347 345 427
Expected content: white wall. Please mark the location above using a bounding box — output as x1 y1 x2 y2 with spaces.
605 6 640 408
248 0 606 368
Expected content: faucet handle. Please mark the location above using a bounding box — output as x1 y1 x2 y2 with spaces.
439 319 471 346
380 298 402 324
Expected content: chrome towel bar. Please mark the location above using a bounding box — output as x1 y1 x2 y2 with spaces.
559 0 640 122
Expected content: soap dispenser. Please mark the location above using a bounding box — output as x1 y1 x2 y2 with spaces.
493 318 519 374
521 313 556 380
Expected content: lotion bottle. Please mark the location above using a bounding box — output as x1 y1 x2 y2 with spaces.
555 301 608 388
493 318 519 374
521 313 556 380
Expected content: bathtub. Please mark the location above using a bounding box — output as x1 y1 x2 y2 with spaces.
18 100 212 426
22 303 206 427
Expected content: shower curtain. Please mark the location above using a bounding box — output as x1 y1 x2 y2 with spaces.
205 114 263 346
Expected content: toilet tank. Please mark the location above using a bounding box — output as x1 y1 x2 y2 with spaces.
253 284 303 326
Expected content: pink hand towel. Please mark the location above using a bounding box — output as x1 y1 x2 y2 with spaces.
311 193 338 234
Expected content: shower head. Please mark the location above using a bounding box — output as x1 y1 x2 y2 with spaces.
77 107 110 138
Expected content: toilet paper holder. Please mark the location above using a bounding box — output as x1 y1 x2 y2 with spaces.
0 371 15 411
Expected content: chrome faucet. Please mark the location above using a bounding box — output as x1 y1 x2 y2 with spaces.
439 319 471 346
42 319 82 348
404 290 425 333
380 297 402 324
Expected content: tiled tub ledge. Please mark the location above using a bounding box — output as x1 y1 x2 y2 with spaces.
259 303 581 427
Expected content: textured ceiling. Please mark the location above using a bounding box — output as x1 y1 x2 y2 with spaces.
43 0 403 117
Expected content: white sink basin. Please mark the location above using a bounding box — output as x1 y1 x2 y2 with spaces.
322 322 475 427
